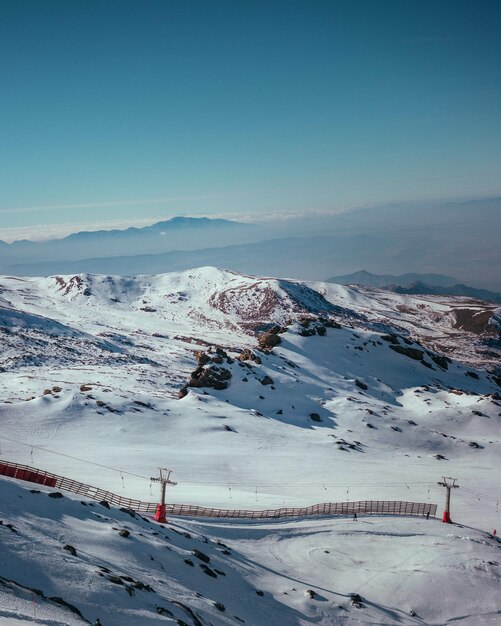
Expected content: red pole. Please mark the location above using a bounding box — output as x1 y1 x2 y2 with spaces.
155 479 167 523
438 478 458 523
442 484 452 523
155 504 167 523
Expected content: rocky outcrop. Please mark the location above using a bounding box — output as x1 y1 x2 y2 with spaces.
258 332 282 351
184 347 235 391
298 316 334 336
188 364 232 390
236 348 262 364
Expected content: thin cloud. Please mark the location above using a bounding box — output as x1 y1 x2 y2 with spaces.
0 194 224 215
0 217 161 242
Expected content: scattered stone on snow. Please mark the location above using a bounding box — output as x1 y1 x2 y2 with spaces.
191 549 210 563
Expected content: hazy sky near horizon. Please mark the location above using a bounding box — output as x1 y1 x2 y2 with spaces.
1 0 500 238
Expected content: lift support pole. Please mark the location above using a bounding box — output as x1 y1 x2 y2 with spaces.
437 477 459 523
151 468 177 523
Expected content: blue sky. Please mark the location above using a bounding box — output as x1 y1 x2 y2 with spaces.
1 0 500 238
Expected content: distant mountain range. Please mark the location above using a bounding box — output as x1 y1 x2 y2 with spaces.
327 270 501 303
0 216 257 267
0 216 249 247
53 216 249 243
1 209 500 292
326 270 460 288
391 281 501 303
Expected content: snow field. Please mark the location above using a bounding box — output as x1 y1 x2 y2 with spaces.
1 267 500 624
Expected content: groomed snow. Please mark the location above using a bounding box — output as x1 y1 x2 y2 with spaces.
1 478 500 626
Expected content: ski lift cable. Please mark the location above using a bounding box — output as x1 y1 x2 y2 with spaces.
0 434 444 493
461 486 500 503
0 434 150 481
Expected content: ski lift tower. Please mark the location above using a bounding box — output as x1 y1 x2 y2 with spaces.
437 476 459 523
151 468 177 523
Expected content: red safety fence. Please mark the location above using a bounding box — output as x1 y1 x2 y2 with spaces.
0 459 437 519
0 459 157 513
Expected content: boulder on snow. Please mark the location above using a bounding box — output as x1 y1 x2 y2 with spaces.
188 365 232 390
350 593 364 607
194 350 210 366
258 332 281 351
237 348 262 364
260 375 274 386
191 549 210 563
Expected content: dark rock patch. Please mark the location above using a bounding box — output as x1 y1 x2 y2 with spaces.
199 564 217 578
191 549 210 563
350 593 364 608
156 605 174 618
381 334 399 344
258 332 281 351
189 365 232 390
49 596 85 619
469 441 484 449
237 348 261 364
429 354 450 370
389 345 424 360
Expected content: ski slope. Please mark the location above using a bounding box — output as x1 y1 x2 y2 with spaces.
1 267 500 624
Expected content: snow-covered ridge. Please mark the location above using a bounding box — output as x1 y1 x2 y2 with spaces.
1 267 498 358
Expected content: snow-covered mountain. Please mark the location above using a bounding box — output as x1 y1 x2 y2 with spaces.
1 267 500 625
